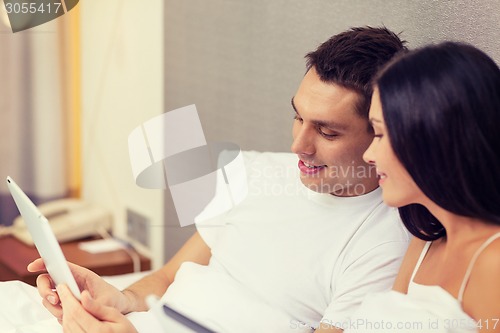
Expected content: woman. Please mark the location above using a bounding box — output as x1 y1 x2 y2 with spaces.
349 42 500 332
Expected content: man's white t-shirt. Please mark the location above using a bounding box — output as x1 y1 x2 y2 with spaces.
162 152 410 332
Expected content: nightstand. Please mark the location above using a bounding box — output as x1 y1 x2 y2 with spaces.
0 236 151 286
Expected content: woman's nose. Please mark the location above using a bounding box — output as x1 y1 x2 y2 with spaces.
363 140 376 165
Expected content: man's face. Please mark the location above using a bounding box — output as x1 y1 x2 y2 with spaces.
291 68 378 197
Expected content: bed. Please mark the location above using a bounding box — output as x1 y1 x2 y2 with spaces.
0 271 152 333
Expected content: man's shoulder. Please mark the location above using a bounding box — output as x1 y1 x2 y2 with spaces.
350 204 410 251
366 204 409 240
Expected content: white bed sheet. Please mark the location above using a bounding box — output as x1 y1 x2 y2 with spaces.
0 271 155 333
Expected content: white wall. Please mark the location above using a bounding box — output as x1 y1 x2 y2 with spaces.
80 1 164 269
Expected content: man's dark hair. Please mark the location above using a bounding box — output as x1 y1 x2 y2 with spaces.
305 26 407 117
375 42 500 240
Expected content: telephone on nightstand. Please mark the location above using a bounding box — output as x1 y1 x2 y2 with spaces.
10 199 113 246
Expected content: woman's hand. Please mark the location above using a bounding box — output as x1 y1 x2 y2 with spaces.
27 258 133 321
57 284 138 333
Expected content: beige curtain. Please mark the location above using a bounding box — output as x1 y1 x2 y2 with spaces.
0 6 81 225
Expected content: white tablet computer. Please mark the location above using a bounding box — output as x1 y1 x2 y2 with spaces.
6 176 81 300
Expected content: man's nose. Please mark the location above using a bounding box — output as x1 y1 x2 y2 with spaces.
291 126 315 156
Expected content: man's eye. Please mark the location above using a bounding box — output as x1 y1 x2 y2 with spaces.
294 115 303 122
319 129 338 139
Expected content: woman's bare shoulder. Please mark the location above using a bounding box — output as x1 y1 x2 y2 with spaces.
463 234 500 325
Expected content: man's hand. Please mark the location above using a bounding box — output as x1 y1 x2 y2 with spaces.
27 258 132 321
57 284 137 333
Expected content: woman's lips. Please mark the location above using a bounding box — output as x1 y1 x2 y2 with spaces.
298 160 327 175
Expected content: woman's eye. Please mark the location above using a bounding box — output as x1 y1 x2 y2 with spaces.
294 115 303 122
374 134 384 139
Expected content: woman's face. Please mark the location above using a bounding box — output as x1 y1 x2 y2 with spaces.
363 88 425 207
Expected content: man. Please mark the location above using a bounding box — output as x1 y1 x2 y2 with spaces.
29 26 409 332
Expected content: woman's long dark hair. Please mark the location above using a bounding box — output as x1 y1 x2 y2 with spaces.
375 42 500 241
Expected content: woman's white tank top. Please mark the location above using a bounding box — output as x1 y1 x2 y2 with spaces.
343 232 500 332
